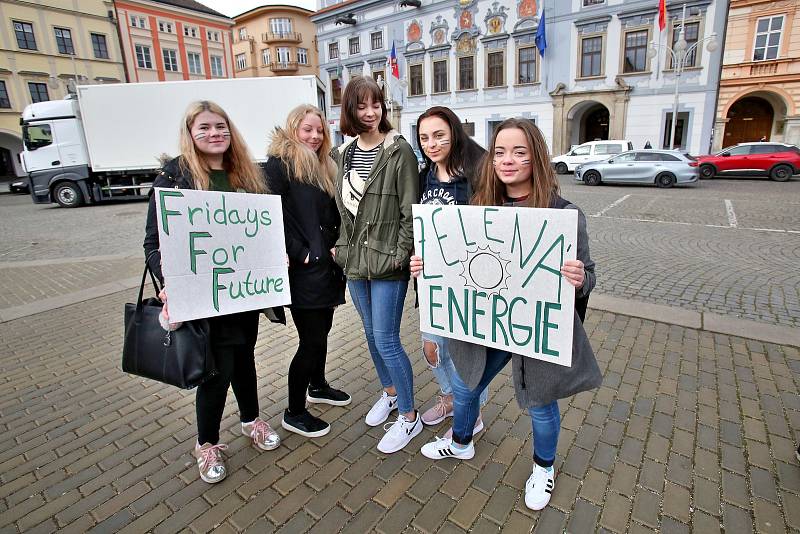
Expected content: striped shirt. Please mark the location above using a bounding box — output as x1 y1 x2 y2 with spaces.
342 143 380 217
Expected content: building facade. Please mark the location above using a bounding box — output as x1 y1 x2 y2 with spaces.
0 0 125 177
313 0 728 156
114 0 234 84
714 0 799 150
232 5 319 79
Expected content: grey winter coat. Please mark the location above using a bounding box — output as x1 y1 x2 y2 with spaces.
449 203 602 409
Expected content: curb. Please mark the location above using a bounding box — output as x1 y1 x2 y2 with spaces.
0 282 797 348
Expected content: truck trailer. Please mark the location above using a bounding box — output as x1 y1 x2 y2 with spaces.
20 76 320 207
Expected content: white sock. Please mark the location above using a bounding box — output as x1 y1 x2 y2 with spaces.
451 441 469 451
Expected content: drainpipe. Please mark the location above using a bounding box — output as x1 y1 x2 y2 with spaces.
709 0 730 154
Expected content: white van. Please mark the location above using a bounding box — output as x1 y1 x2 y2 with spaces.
552 140 634 174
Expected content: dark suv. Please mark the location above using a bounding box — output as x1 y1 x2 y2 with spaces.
697 142 800 181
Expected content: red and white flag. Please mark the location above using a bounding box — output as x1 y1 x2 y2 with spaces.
658 0 667 31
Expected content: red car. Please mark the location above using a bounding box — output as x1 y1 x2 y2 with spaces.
697 142 800 181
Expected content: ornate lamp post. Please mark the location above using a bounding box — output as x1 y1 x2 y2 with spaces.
648 5 718 150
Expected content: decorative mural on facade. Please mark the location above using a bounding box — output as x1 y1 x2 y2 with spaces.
514 0 540 31
430 15 450 47
484 2 509 35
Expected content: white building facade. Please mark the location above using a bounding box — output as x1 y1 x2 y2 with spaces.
312 0 728 156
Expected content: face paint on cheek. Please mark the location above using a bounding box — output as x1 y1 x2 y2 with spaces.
438 139 451 147
193 132 207 140
221 131 231 139
520 159 531 165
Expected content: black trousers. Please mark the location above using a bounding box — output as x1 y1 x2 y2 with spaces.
287 307 335 414
196 343 260 445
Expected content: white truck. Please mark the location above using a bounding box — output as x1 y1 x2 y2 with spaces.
20 76 321 207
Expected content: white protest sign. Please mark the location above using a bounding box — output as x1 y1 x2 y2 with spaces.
155 188 291 322
413 204 577 367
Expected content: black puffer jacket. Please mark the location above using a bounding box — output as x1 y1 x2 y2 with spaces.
263 154 345 309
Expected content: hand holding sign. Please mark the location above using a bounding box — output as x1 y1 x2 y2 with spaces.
412 204 578 367
155 188 291 323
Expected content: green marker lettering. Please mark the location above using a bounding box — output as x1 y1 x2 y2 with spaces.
158 190 183 236
189 231 211 274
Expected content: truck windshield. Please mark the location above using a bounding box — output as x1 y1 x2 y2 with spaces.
22 124 53 150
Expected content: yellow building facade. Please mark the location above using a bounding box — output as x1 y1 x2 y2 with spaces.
0 0 125 177
232 5 319 79
714 0 800 150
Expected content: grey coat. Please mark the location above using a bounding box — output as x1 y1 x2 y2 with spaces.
449 203 602 410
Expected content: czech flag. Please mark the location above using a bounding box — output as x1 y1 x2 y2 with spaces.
658 0 667 31
390 42 400 79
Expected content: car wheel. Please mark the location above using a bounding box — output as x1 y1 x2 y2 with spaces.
53 182 84 208
583 170 601 186
770 164 792 182
655 172 676 188
699 164 715 179
555 162 568 175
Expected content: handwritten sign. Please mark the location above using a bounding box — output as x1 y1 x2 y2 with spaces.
155 188 291 322
413 204 577 367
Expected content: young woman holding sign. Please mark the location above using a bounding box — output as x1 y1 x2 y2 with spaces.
414 107 490 435
410 118 601 510
263 104 349 438
332 76 421 453
143 101 280 484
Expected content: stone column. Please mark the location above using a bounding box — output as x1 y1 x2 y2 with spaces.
551 95 566 155
712 118 729 152
782 116 800 147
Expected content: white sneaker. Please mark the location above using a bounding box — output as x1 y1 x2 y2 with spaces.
377 413 422 454
365 391 398 427
525 463 555 511
420 437 475 460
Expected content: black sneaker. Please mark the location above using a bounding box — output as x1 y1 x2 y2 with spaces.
281 409 330 438
308 382 352 406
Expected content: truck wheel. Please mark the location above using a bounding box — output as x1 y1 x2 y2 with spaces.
555 162 568 175
53 182 84 208
770 164 792 182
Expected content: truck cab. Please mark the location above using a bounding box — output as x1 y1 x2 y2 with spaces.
21 95 153 207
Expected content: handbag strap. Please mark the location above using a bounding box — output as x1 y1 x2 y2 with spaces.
136 262 163 312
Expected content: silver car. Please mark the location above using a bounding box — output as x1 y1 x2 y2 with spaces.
574 150 699 188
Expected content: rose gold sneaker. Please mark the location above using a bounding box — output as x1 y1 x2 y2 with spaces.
242 418 280 451
194 442 228 484
421 395 453 426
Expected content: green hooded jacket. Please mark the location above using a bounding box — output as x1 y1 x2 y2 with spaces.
331 130 419 281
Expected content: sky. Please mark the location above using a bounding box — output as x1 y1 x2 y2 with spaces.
197 0 317 17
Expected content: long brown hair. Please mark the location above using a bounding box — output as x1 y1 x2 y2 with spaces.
473 118 559 208
339 75 393 137
415 106 485 185
267 105 336 197
178 100 266 193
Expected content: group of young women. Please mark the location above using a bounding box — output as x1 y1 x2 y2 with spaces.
143 75 601 511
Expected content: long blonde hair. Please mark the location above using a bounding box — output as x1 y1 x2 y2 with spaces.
178 100 266 193
267 104 336 196
473 118 559 208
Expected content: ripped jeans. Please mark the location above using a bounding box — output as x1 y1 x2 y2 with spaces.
422 333 488 406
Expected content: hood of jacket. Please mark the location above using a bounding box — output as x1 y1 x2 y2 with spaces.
159 156 194 187
267 127 297 162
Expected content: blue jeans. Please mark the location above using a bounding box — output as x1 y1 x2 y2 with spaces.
348 279 414 414
422 333 488 406
450 348 560 467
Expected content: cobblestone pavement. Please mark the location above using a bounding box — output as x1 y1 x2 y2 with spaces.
2 177 797 326
1 285 799 533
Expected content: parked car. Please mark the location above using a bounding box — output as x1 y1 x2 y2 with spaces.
697 142 800 181
9 178 30 194
552 140 633 174
575 150 699 188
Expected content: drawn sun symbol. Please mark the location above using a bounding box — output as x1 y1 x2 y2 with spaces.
458 245 511 297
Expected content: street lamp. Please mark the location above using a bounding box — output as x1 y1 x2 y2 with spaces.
648 5 718 150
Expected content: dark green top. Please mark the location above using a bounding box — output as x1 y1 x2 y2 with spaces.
209 169 233 192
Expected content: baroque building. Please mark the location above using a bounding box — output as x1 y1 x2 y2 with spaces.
313 0 728 155
714 0 799 149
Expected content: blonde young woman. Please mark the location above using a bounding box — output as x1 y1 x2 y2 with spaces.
264 105 349 438
143 101 280 484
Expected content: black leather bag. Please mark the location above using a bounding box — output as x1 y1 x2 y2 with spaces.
122 265 216 389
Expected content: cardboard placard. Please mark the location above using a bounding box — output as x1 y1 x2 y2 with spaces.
155 188 291 322
413 204 578 367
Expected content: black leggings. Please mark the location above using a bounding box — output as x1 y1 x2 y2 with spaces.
196 343 260 445
288 307 335 414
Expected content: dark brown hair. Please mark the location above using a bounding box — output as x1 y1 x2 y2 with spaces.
473 118 559 208
416 106 485 186
339 75 393 137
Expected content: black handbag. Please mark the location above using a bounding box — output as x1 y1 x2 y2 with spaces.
122 264 216 389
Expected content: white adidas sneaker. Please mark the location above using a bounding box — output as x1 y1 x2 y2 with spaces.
420 437 475 460
524 463 555 511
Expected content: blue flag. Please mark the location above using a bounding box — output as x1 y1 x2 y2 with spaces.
535 9 547 57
